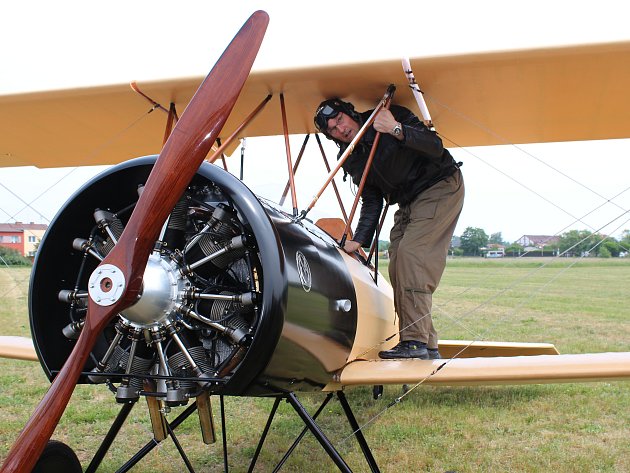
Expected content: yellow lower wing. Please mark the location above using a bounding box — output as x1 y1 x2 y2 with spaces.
332 352 630 388
0 336 38 362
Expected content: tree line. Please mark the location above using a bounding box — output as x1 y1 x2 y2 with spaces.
4 231 628 265
455 227 630 257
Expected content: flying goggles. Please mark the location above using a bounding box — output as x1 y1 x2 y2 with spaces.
314 102 341 133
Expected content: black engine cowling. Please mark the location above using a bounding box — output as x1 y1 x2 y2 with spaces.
29 156 357 399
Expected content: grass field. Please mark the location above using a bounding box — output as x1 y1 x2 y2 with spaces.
1 259 629 472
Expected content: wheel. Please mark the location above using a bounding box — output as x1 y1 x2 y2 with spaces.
33 440 82 473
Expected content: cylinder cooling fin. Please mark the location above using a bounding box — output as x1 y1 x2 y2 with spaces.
29 156 287 400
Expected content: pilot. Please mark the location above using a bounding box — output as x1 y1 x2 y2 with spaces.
314 98 464 360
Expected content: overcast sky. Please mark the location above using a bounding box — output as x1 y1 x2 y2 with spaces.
1 0 630 243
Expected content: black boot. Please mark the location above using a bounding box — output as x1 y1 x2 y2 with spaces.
427 348 441 360
378 341 429 360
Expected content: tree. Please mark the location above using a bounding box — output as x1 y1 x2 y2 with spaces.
601 239 621 257
557 230 601 256
459 227 488 256
505 242 524 257
598 245 612 258
451 247 464 257
489 232 504 245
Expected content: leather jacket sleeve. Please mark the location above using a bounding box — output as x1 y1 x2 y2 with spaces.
353 184 384 247
394 106 444 159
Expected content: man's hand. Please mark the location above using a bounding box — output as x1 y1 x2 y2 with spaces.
343 239 362 254
374 109 403 140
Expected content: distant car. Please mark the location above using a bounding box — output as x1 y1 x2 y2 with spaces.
485 250 504 258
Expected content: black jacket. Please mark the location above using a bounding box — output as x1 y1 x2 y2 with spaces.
339 105 459 246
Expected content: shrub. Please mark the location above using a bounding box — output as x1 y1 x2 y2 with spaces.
0 246 32 266
598 246 611 258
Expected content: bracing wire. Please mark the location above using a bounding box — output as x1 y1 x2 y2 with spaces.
426 92 629 214
442 133 629 236
331 89 630 447
338 207 630 446
0 106 157 307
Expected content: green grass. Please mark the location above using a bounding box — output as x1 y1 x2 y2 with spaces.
1 260 629 472
431 257 630 353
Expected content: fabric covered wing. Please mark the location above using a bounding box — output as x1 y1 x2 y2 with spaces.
2 41 630 168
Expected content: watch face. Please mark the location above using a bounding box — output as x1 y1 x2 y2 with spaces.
393 124 402 135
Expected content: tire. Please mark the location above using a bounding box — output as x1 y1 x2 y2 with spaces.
32 440 82 473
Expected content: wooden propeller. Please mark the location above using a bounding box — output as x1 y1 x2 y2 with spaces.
1 11 269 473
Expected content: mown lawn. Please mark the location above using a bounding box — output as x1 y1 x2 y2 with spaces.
1 259 629 472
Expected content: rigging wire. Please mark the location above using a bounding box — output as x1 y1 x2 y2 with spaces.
331 90 630 447
0 107 157 307
424 138 630 333
395 210 630 393
426 92 629 214
339 127 630 419
341 151 630 370
343 190 630 364
338 208 630 446
424 181 630 340
1 106 155 225
432 186 630 337
335 125 630 363
436 210 630 337
3 167 81 222
442 132 629 236
420 100 630 329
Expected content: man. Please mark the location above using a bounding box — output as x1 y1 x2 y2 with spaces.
314 98 464 359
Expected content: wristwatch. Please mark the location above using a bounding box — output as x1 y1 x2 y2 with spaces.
392 122 402 136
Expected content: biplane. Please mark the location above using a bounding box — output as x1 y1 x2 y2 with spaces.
1 10 630 472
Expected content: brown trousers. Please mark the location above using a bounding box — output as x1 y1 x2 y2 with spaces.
388 170 464 348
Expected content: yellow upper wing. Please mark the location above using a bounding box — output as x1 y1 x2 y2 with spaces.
2 41 630 168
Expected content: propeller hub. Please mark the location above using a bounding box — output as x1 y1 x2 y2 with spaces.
88 264 126 306
120 254 190 328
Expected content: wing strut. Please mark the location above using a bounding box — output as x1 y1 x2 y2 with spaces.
207 93 272 164
130 81 171 114
280 93 299 216
280 134 310 206
163 102 179 145
314 133 350 227
215 137 229 171
401 57 434 129
130 82 181 146
367 202 390 283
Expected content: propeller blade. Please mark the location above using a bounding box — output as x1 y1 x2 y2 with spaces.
1 11 269 472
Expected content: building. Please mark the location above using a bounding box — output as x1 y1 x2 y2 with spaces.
514 235 559 249
0 222 48 258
